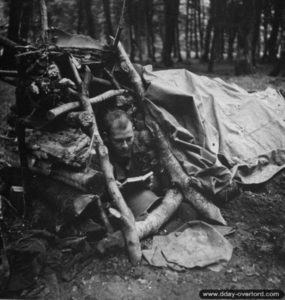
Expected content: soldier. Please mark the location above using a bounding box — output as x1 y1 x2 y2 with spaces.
103 109 166 220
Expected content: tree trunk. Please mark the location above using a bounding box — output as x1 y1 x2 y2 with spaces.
262 1 271 60
208 0 217 71
102 0 114 38
208 22 217 72
1 0 23 68
20 0 34 41
127 0 135 61
7 0 23 42
227 29 236 60
39 0 48 42
194 0 199 58
84 0 96 38
77 0 84 33
252 0 263 66
162 0 180 66
267 0 284 60
198 0 204 51
185 0 191 59
269 3 285 76
175 20 182 62
201 3 212 62
234 0 255 75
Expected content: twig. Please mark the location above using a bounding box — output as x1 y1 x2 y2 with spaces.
47 89 128 120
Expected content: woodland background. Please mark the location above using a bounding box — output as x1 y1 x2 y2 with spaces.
0 1 285 298
0 0 284 75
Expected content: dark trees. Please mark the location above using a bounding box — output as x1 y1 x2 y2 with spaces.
267 0 284 60
102 0 114 37
84 0 96 38
145 0 155 62
1 0 33 68
162 0 180 67
270 2 285 76
234 0 256 75
1 0 283 71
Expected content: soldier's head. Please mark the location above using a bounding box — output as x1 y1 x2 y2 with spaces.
104 109 135 158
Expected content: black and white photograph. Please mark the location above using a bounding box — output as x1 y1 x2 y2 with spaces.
0 0 284 299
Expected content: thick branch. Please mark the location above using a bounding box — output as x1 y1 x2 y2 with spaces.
116 41 145 109
68 57 141 265
136 188 183 238
150 120 226 225
47 89 128 120
97 188 183 253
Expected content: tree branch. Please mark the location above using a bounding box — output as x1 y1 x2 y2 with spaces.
47 89 128 120
68 56 141 265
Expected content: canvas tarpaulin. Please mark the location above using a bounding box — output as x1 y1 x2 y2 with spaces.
143 68 285 195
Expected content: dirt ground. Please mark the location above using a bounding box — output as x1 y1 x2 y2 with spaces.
1 61 285 300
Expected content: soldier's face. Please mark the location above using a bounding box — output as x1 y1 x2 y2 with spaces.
109 120 134 158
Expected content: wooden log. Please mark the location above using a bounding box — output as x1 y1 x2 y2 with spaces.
116 41 226 225
116 41 145 109
96 188 183 253
149 120 227 225
68 56 141 265
47 89 128 120
136 188 183 238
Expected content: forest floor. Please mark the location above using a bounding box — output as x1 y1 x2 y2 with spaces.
1 61 285 300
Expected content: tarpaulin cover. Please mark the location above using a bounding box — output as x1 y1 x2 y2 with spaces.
143 68 285 194
142 221 233 271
